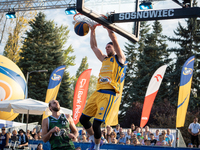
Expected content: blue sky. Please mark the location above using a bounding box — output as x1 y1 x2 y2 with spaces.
1 0 199 77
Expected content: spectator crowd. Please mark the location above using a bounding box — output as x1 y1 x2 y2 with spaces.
3 121 200 149
0 127 43 150
73 124 175 147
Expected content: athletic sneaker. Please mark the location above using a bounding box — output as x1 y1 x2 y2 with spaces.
89 140 95 150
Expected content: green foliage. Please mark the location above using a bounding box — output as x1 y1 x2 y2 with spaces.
120 21 170 122
17 12 75 124
168 16 200 108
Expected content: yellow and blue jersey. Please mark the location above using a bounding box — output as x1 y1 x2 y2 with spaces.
96 55 126 93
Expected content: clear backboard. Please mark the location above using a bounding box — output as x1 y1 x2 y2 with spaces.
76 0 140 42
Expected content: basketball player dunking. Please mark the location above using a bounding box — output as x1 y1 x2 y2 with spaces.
79 26 126 150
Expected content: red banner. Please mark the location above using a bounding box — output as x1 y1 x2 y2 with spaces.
73 69 92 125
140 65 167 128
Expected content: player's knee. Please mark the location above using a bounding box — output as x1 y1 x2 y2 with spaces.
93 119 103 139
79 114 92 129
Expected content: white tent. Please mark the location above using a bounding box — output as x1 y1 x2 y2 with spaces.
0 98 72 115
0 98 72 131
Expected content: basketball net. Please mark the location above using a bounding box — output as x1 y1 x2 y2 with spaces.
73 13 107 27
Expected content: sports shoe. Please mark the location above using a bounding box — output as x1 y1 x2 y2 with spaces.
89 140 95 150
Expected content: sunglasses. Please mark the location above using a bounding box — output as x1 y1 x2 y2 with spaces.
2 129 5 130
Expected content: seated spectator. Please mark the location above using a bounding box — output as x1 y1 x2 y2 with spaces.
155 135 167 146
134 127 141 135
82 134 88 142
18 129 29 149
78 129 86 142
111 137 117 144
30 128 37 138
125 129 132 140
141 134 149 145
105 125 113 141
131 123 136 133
36 143 43 150
37 131 42 140
188 143 193 148
150 133 157 146
117 132 126 145
126 139 131 145
0 127 9 150
137 133 142 141
166 129 174 145
116 127 123 140
26 132 33 140
130 133 137 144
162 130 171 146
114 124 120 134
132 138 141 146
11 130 19 142
154 129 160 140
144 140 151 146
108 132 116 143
143 126 151 138
34 134 38 140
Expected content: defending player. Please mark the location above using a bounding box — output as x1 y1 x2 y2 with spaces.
79 26 126 150
42 100 78 150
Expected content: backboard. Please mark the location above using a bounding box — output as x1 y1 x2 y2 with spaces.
76 0 140 42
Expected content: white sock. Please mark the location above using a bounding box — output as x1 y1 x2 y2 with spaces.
94 143 100 150
89 135 95 142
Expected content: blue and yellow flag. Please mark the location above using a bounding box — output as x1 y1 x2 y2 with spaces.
176 56 195 128
42 65 66 119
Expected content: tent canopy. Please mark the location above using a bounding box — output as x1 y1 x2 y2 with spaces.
0 98 72 115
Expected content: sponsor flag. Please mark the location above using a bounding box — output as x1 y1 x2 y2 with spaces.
140 65 167 128
0 55 26 120
42 65 66 120
176 56 195 128
73 69 92 125
105 62 128 126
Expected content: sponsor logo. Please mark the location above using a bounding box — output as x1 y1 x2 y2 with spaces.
154 74 163 82
99 77 111 84
119 9 174 20
183 67 193 75
0 80 12 101
80 79 86 88
74 105 81 121
100 107 104 111
51 74 61 81
142 117 148 120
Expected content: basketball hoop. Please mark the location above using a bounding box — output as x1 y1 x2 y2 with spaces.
73 13 107 28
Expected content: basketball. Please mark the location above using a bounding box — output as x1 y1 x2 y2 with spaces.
74 22 89 36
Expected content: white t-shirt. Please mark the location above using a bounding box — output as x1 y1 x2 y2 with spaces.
166 134 174 142
188 122 200 134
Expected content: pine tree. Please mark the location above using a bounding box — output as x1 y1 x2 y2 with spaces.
17 12 75 123
120 21 170 126
168 16 200 108
119 21 151 120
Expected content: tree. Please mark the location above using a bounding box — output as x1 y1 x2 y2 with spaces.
120 20 170 125
168 12 200 108
3 11 36 63
17 12 75 123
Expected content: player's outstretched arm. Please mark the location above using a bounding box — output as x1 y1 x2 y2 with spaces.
105 28 126 64
90 26 107 62
42 118 60 143
66 114 79 139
